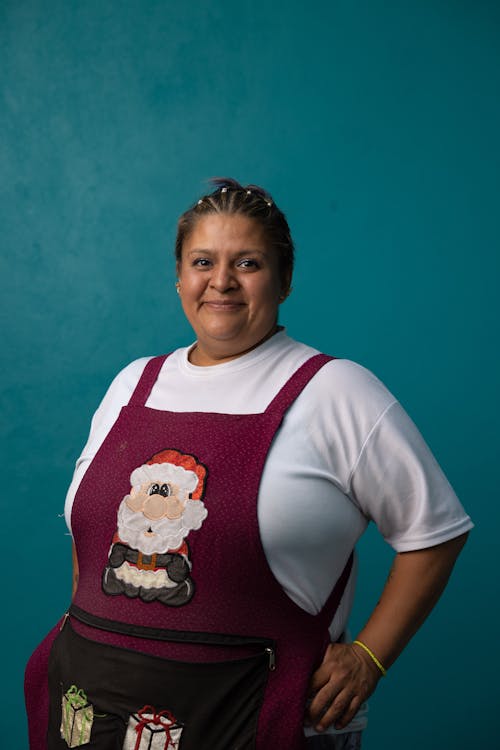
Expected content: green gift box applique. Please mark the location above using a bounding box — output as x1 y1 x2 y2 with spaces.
60 685 94 748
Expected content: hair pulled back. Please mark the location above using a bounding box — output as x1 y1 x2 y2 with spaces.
175 177 294 291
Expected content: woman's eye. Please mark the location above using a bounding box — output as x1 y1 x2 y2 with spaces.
237 259 259 269
159 483 171 497
149 483 160 495
193 258 211 267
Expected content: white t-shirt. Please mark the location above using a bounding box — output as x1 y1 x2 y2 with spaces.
64 330 473 735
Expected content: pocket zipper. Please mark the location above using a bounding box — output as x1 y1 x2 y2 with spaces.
69 604 277 671
265 647 276 671
60 612 69 631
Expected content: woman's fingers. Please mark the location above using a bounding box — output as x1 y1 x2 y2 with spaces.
306 643 380 731
308 643 353 694
313 689 363 732
308 681 358 731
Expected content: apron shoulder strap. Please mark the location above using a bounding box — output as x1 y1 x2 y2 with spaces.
128 354 170 407
321 550 354 626
265 352 352 627
265 353 335 415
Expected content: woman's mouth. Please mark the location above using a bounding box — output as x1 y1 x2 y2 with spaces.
203 301 244 311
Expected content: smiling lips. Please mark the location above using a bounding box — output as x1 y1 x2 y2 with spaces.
202 300 245 311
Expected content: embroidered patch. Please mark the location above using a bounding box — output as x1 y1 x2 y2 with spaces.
122 705 184 750
60 685 94 747
103 449 208 606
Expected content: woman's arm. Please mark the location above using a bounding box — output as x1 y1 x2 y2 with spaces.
71 541 79 600
307 532 469 732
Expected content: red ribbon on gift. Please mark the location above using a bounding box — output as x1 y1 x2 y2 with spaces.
133 705 178 750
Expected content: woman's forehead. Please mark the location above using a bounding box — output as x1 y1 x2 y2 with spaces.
182 213 268 252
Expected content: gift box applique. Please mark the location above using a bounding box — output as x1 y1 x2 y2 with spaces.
123 705 184 750
60 685 94 748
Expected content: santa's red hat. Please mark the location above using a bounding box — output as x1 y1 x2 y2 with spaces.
129 449 207 500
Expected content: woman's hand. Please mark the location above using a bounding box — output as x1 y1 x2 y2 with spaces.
306 641 381 731
306 532 469 732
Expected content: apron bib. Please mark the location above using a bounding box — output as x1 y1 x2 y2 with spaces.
26 353 353 750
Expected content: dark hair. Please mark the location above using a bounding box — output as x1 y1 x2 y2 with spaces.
175 177 294 290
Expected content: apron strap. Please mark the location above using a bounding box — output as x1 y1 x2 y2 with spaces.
265 351 353 626
128 355 170 407
265 353 335 415
321 550 354 625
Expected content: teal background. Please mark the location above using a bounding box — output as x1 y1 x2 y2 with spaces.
1 1 498 747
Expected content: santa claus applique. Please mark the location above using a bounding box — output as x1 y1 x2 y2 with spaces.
102 449 208 606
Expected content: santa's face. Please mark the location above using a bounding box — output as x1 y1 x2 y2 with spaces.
127 481 186 521
117 480 207 555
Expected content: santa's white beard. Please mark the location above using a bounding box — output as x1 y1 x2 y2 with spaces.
117 497 208 555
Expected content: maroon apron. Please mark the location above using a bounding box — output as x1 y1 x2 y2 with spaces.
25 353 353 750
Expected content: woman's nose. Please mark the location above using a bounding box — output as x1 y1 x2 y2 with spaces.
209 263 238 292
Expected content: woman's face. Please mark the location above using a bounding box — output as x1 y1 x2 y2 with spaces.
177 213 285 366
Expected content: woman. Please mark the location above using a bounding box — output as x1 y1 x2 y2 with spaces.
25 178 472 750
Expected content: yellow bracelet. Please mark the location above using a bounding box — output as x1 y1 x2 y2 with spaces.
353 639 387 677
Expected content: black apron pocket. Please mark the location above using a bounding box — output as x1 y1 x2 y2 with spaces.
48 619 270 750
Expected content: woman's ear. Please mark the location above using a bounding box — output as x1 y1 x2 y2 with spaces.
279 270 293 302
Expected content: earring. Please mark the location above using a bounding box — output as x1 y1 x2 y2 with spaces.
279 287 292 302
175 281 181 295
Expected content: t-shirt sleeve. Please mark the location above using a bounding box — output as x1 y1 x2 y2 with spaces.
63 357 152 533
349 401 473 551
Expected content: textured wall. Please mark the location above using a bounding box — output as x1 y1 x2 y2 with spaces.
2 1 498 746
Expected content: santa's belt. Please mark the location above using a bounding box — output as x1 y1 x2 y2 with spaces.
114 543 177 571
